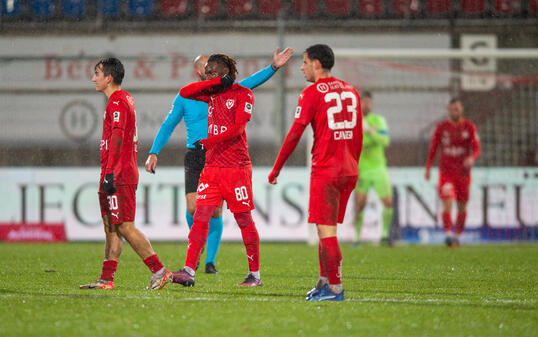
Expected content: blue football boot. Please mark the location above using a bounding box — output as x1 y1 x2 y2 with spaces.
307 286 345 301
305 283 328 300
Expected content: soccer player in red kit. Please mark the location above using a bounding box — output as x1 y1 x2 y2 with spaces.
268 44 363 301
172 54 262 287
425 98 480 247
80 58 172 290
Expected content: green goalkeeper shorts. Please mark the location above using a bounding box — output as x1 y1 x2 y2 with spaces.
355 169 393 199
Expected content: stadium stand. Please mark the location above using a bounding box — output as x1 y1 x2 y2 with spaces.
460 0 486 15
101 0 120 17
227 0 255 17
425 0 451 15
258 0 282 17
62 0 85 18
161 0 189 16
325 0 353 17
129 0 154 17
29 0 56 18
292 0 318 16
194 0 220 17
359 0 384 16
1 0 22 17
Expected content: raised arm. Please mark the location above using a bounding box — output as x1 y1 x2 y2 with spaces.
239 47 293 90
179 76 223 101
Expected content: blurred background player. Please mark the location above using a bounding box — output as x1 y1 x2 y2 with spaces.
80 58 172 290
425 98 480 247
353 91 394 245
145 47 293 274
172 53 262 287
268 44 362 301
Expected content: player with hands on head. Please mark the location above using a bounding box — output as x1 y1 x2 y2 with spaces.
145 47 293 274
80 57 172 291
171 53 262 288
269 44 363 301
425 98 480 247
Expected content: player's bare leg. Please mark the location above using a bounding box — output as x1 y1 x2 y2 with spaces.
235 211 262 287
442 198 455 247
353 193 367 245
453 202 468 246
380 196 394 245
80 215 122 289
173 205 216 286
116 221 172 289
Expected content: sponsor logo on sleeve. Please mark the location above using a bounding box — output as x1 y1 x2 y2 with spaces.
294 106 302 118
113 111 120 122
244 102 253 114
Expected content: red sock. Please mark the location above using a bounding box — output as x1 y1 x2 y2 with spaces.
235 212 260 272
185 221 209 270
320 236 342 285
455 212 467 235
143 254 164 274
100 260 118 281
442 211 453 233
318 241 327 278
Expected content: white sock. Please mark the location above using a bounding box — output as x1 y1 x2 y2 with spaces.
249 271 260 280
184 266 195 276
154 267 165 276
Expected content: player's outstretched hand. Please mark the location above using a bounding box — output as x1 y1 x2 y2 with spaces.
103 173 116 195
220 74 234 88
145 154 157 174
194 140 205 151
268 169 280 185
272 47 294 69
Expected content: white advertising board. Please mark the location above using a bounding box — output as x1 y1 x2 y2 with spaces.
0 167 536 242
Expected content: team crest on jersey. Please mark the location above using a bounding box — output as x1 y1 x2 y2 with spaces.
113 111 120 122
316 83 329 93
244 102 253 114
295 106 302 118
226 99 235 109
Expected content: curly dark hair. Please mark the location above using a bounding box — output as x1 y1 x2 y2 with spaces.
305 44 334 71
207 53 238 82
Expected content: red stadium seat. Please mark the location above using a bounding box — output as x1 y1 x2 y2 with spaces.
530 0 538 15
461 0 486 15
227 0 255 17
426 0 451 15
194 0 220 17
161 0 188 16
292 0 318 16
493 0 521 15
359 0 384 16
393 0 420 16
258 0 282 17
325 0 353 16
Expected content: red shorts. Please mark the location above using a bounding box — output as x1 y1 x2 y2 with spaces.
196 166 254 213
438 173 471 203
98 185 137 225
309 175 357 226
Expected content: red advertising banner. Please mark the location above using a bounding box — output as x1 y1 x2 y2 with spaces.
0 223 66 242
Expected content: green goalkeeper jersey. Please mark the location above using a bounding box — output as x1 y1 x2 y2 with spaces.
359 113 390 173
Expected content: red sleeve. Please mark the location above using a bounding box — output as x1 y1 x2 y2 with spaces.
470 123 481 160
270 122 307 174
201 88 253 146
179 77 221 102
105 100 128 173
426 124 441 169
294 89 315 126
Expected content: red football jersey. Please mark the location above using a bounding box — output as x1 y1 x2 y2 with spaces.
99 90 139 188
426 118 480 176
195 83 254 168
294 77 363 178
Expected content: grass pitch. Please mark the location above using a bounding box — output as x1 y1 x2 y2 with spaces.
0 242 536 337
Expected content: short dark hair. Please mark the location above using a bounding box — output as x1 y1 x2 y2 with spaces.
207 53 238 82
95 57 124 85
305 44 335 70
362 91 372 99
449 97 461 104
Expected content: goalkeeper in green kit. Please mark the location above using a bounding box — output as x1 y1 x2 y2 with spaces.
354 91 394 245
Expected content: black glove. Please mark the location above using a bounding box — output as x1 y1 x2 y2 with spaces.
103 173 116 195
220 74 234 88
193 140 205 151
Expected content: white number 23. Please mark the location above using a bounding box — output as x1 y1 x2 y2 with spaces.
324 91 357 130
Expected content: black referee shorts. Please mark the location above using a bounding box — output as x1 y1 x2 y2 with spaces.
184 147 206 194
